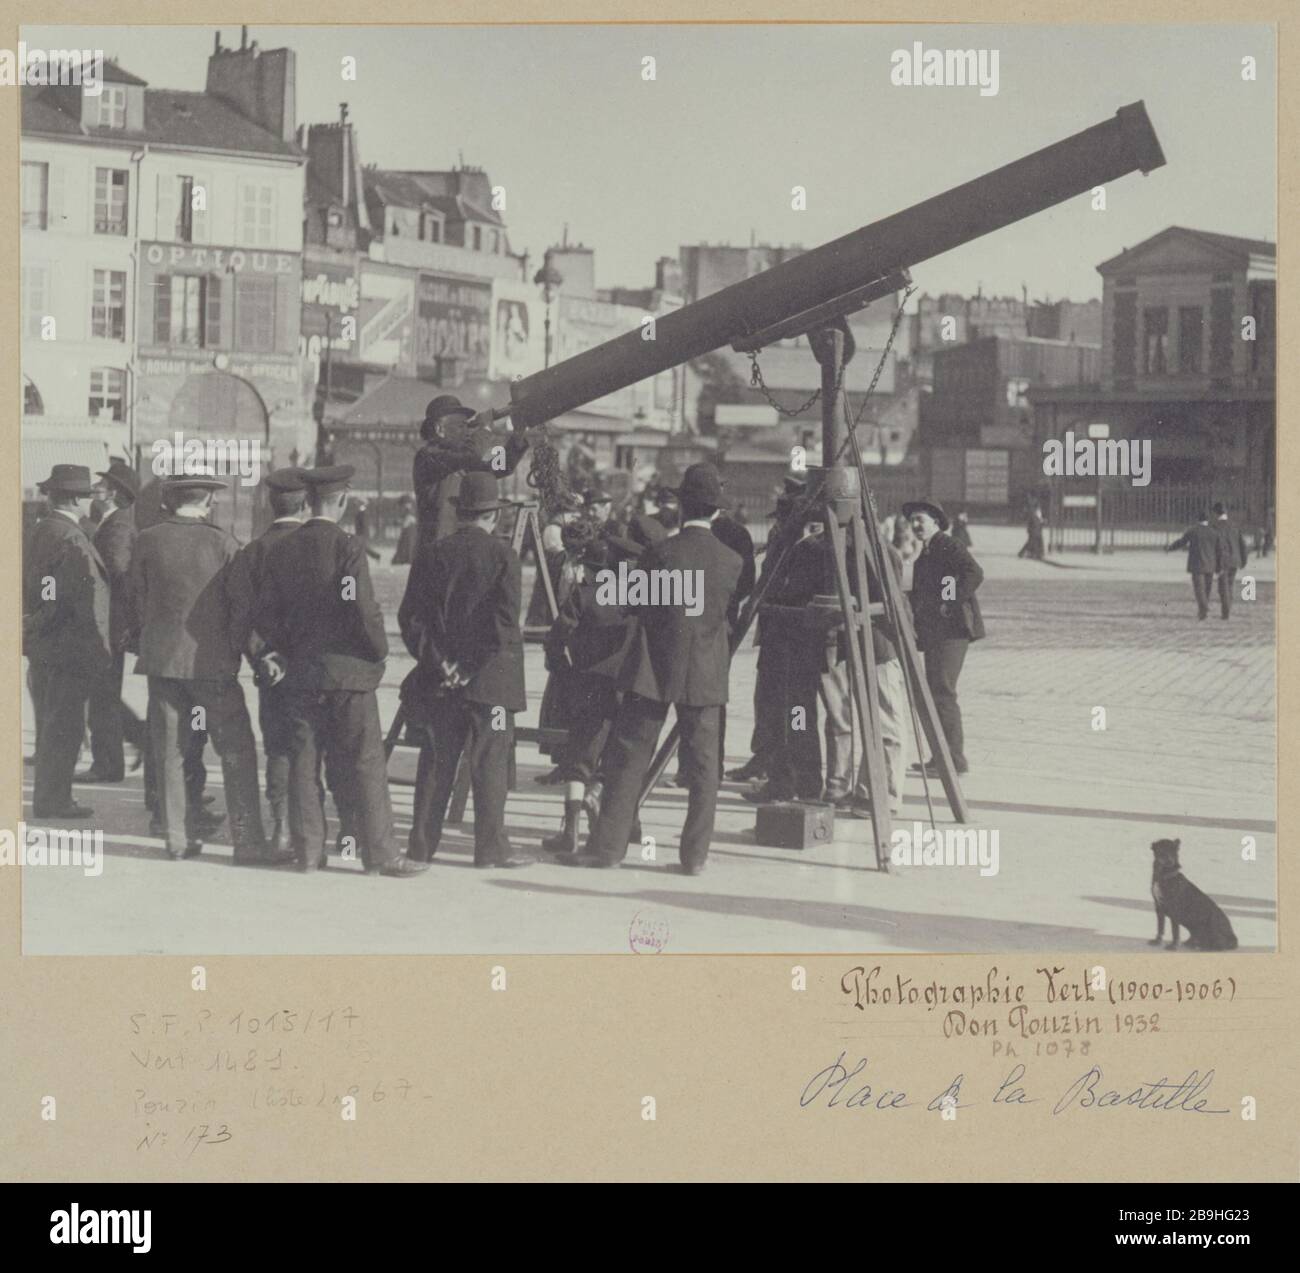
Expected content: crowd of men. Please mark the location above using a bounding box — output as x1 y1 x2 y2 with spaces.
1166 503 1253 621
22 391 986 877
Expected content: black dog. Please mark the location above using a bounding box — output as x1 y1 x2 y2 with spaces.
1149 839 1237 951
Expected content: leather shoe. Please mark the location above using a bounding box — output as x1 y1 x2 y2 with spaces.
375 856 430 877
679 859 707 876
32 803 94 820
74 768 123 783
475 850 538 869
167 840 203 860
726 761 766 782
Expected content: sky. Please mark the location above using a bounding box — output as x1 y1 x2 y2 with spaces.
24 22 1277 303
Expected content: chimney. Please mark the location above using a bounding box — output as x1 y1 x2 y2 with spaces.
206 32 297 144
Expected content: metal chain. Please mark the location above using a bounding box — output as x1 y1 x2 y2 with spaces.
835 283 917 464
746 348 839 418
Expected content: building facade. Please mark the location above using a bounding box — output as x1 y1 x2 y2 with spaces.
21 33 309 527
921 335 1101 512
1030 226 1276 523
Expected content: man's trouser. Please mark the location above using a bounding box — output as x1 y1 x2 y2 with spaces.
585 694 721 868
149 676 264 854
409 695 514 866
285 686 396 870
821 657 910 811
922 639 969 771
87 650 145 779
31 662 94 815
1192 572 1213 619
1217 569 1237 619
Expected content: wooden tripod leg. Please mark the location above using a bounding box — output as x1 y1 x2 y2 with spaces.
384 704 408 759
447 753 471 824
826 515 891 869
875 535 969 822
528 506 561 622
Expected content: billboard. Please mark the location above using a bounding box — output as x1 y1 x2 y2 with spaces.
488 278 544 381
416 274 492 380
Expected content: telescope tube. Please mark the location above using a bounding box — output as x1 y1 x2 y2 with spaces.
507 102 1164 428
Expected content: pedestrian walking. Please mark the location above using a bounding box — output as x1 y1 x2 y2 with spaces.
1166 512 1220 621
1212 502 1249 620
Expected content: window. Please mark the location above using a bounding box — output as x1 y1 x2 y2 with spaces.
964 449 1010 505
234 275 276 351
88 368 126 422
472 225 483 251
22 264 50 338
491 230 500 254
1142 306 1168 375
97 85 127 129
153 273 221 347
22 162 48 228
176 176 194 242
1112 291 1137 381
94 167 129 235
91 269 127 340
1177 306 1203 374
239 182 276 246
418 212 443 243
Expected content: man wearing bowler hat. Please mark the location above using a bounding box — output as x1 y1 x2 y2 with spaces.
398 470 535 868
130 472 273 860
565 461 742 874
254 465 425 876
78 460 145 784
23 465 112 819
903 498 985 777
412 394 530 547
227 467 308 855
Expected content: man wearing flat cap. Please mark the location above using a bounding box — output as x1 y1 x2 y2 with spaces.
226 467 308 855
255 465 425 877
398 470 535 868
566 462 742 874
78 460 145 785
130 472 272 860
903 498 985 777
23 465 112 819
412 394 530 548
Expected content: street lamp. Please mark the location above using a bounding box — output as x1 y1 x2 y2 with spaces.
534 259 564 369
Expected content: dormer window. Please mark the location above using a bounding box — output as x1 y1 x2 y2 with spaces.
97 84 127 129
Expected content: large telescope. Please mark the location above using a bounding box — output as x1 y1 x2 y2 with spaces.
505 102 1164 429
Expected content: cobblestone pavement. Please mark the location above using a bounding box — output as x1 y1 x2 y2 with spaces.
20 528 1276 956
